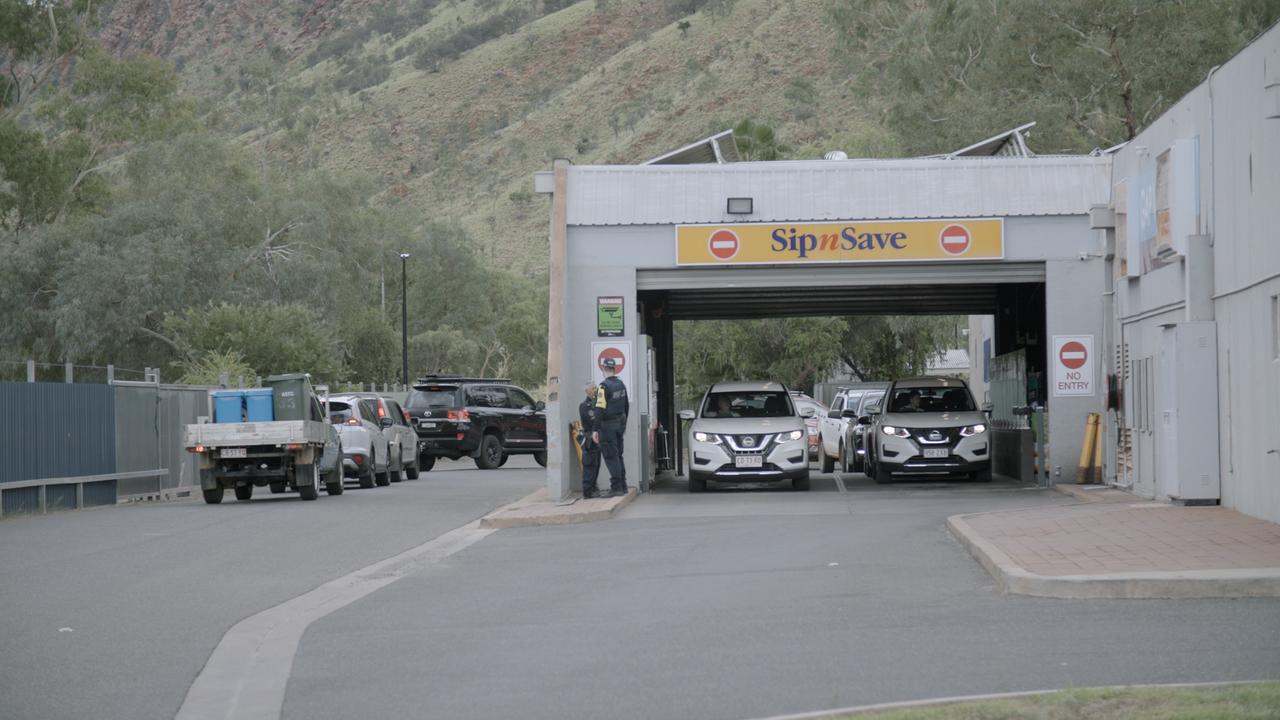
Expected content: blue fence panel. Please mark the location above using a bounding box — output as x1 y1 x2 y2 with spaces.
0 382 116 485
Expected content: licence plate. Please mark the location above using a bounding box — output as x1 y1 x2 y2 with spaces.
923 448 949 459
735 455 763 468
419 421 437 429
221 447 247 459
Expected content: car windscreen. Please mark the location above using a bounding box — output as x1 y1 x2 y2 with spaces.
886 386 975 413
858 391 885 413
701 391 794 419
406 387 459 409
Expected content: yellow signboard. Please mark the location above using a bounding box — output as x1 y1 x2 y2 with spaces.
676 218 1004 266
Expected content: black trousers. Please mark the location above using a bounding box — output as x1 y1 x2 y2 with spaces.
582 446 601 495
599 418 627 491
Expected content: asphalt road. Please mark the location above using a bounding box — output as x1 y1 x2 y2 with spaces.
0 458 542 720
285 473 1280 720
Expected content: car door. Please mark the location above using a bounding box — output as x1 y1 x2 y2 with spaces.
384 400 415 465
504 387 542 447
478 385 513 445
822 394 845 456
359 399 389 471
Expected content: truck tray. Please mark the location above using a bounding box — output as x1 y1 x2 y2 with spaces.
184 420 328 449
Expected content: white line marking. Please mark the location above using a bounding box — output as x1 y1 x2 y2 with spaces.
711 240 737 249
176 521 496 720
1061 351 1086 359
832 470 847 494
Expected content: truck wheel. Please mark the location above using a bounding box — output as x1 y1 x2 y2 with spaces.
497 454 510 468
325 476 345 495
202 487 224 504
534 451 547 468
475 434 503 470
297 464 320 501
234 484 253 501
405 458 420 479
820 447 835 474
419 454 435 473
269 482 287 494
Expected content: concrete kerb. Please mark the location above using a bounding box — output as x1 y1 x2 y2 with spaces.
946 513 1280 599
479 487 638 529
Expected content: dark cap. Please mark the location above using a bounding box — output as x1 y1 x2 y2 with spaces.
602 357 617 369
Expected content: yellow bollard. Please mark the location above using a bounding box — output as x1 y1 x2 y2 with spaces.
1076 413 1100 484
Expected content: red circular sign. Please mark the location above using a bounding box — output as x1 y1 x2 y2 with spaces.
1059 341 1088 370
939 224 971 255
597 347 626 374
708 229 740 260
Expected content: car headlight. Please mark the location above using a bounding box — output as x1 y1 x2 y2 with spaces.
959 423 987 437
778 429 804 442
881 425 911 438
693 432 721 444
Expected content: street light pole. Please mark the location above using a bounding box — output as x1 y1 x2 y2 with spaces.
399 252 410 388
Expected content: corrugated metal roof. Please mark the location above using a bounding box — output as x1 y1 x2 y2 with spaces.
565 155 1111 226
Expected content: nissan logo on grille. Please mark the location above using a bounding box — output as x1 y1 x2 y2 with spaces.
742 436 756 448
928 430 943 441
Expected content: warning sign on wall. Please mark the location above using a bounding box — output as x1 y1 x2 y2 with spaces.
1052 335 1095 397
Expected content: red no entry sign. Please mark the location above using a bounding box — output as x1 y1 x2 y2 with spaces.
708 229 740 260
1060 341 1088 370
939 224 971 255
597 347 626 373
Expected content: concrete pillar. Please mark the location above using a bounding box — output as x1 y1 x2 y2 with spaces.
544 159 571 501
107 365 115 384
65 362 73 384
26 359 35 383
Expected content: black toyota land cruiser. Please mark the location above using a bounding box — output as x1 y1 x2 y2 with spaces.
405 375 547 471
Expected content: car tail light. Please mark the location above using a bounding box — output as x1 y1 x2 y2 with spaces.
402 409 411 422
447 409 470 421
286 444 303 451
376 403 386 418
456 433 464 440
353 454 365 464
346 417 359 426
190 445 205 453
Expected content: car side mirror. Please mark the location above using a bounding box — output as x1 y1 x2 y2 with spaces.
678 410 696 421
857 416 872 426
799 408 816 418
981 402 994 414
535 400 545 411
379 417 393 429
841 408 859 418
866 404 882 415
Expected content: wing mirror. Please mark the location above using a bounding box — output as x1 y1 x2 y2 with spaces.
678 410 696 421
378 417 393 429
865 404 882 415
856 415 872 426
826 409 840 419
981 402 994 414
799 407 816 418
534 400 546 411
841 408 860 418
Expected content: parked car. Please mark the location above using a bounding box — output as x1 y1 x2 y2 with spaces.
404 375 547 471
818 388 869 473
327 395 392 488
863 377 992 484
680 381 810 492
341 392 419 481
789 393 826 460
842 389 885 474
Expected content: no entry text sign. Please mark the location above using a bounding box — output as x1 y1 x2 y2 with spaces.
1052 335 1095 397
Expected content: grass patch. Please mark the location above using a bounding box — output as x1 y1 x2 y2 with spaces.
834 683 1280 719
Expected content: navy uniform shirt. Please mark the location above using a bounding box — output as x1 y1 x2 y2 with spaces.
579 397 600 445
595 375 629 421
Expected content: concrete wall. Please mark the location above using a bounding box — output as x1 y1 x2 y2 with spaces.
1109 24 1280 522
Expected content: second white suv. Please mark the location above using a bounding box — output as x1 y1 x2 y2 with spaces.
864 377 992 483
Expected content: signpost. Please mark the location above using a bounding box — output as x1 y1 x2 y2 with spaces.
1052 335 1095 397
938 224 971 255
597 296 624 337
591 341 633 395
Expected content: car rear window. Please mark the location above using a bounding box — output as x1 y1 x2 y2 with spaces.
329 401 354 424
701 391 795 419
406 387 460 409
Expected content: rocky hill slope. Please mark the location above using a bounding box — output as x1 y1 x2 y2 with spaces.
96 0 882 277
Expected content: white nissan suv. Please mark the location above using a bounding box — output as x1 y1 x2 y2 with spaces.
681 381 811 492
863 377 992 483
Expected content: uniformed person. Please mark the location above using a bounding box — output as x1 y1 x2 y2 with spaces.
578 381 602 498
594 357 629 497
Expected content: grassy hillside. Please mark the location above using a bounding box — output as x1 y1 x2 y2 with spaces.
99 0 887 277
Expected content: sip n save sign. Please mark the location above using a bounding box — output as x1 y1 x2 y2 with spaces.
1052 335 1095 397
